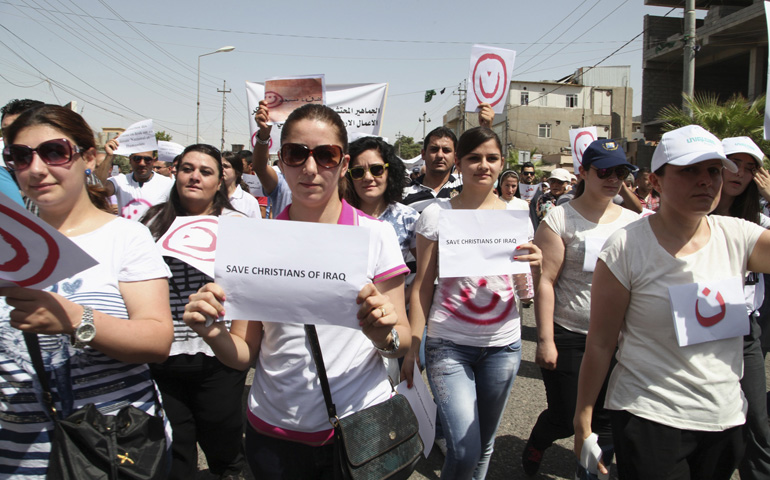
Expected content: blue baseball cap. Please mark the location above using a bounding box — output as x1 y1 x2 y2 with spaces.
581 139 635 171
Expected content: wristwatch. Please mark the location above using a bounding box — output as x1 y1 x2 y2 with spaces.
254 134 270 145
374 328 400 354
72 305 96 349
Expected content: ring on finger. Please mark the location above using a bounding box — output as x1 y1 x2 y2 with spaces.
380 307 387 318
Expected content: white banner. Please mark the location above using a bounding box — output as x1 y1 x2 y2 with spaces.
264 75 325 124
519 183 540 202
157 141 185 164
246 82 388 154
0 192 97 289
113 119 158 155
569 127 598 175
466 44 516 115
437 209 531 278
214 217 371 327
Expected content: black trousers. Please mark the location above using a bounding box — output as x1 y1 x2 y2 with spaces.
245 425 335 480
151 353 248 479
611 410 744 480
739 313 770 480
528 324 614 451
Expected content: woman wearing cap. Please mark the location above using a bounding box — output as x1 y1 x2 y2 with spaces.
574 125 770 479
521 140 639 476
713 136 770 480
534 168 571 226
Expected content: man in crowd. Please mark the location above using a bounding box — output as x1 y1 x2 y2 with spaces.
401 126 461 213
153 159 173 178
103 139 174 220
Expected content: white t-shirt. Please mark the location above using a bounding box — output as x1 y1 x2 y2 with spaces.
108 172 174 221
229 185 262 219
544 203 639 334
417 198 532 348
600 215 765 431
505 196 529 212
247 201 409 440
0 218 171 478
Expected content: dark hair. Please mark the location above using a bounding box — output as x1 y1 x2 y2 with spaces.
717 155 761 224
456 127 502 161
520 162 536 171
280 104 348 153
423 126 457 151
238 150 252 162
571 179 586 199
223 150 250 193
141 144 235 239
1 99 44 123
497 170 521 198
345 137 407 208
4 104 110 212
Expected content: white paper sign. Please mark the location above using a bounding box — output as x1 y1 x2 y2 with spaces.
437 209 531 278
157 141 185 164
582 236 608 273
0 192 98 289
241 174 264 197
246 82 388 154
569 127 598 175
466 44 516 115
519 183 540 202
113 119 158 155
669 277 748 347
396 362 437 459
110 165 120 177
214 217 371 327
156 216 219 278
264 75 326 124
0 138 5 169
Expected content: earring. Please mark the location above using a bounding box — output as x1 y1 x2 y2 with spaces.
85 168 92 176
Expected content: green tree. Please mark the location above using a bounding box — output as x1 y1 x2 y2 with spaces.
155 130 172 142
394 136 422 159
657 93 769 163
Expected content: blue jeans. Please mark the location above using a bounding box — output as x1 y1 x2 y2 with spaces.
425 336 522 480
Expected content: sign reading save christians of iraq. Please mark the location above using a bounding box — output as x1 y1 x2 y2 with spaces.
214 217 371 328
437 209 531 278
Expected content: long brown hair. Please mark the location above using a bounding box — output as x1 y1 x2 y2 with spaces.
3 104 110 212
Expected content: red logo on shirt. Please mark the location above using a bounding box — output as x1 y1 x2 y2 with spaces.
442 278 514 325
695 287 726 327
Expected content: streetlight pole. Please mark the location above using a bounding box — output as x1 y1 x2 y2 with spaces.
197 46 235 142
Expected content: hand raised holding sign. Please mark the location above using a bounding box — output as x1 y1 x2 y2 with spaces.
478 102 494 128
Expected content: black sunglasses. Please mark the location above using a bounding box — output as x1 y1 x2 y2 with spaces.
2 138 80 171
521 171 535 176
349 163 389 180
279 143 343 169
594 166 631 180
130 154 154 164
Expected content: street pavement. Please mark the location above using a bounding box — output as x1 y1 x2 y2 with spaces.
198 305 750 479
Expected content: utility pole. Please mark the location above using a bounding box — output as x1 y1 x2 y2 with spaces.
395 131 403 157
683 0 696 117
217 80 231 151
418 112 431 141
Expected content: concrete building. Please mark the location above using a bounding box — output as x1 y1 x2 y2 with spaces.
443 66 633 157
642 0 766 140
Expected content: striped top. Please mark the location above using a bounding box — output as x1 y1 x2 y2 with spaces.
0 218 170 479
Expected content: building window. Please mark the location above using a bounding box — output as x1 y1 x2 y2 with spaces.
538 123 551 138
566 94 578 108
521 92 529 106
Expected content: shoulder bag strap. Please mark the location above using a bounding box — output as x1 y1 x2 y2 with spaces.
304 324 337 423
22 332 59 422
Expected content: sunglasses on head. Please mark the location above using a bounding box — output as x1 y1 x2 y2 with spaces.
593 165 631 180
279 143 343 169
2 138 80 171
349 163 389 180
130 154 154 164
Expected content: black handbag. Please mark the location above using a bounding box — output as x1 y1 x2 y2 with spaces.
305 325 423 480
24 333 168 480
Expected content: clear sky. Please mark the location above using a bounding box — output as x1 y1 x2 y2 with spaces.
0 0 687 149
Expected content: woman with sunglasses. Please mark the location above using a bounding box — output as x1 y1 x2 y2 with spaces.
574 125 770 479
403 127 541 479
345 136 418 263
712 137 770 480
222 150 262 219
522 140 638 477
182 104 411 479
0 105 173 477
141 144 248 480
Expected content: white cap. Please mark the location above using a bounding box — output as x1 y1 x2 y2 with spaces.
651 125 735 173
722 136 764 164
548 168 571 183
